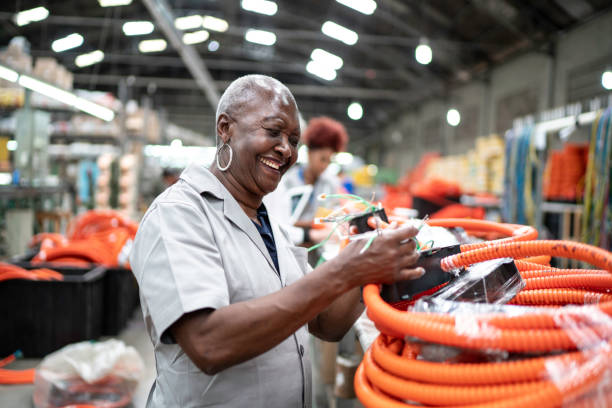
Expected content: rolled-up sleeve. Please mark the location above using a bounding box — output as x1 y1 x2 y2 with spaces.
131 201 228 343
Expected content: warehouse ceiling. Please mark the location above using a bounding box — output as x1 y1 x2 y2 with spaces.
1 0 611 143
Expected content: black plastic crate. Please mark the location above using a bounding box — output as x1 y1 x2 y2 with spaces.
0 264 105 358
102 267 139 336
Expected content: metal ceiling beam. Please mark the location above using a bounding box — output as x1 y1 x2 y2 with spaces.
30 50 406 82
72 73 408 100
140 0 219 109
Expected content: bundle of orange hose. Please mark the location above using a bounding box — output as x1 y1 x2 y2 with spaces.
0 263 63 282
426 218 538 251
0 352 35 385
355 223 612 407
66 210 138 241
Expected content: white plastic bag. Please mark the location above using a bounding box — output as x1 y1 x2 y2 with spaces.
33 339 144 408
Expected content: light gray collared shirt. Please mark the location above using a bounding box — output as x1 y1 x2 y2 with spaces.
130 164 312 407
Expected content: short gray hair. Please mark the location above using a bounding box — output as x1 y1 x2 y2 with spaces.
215 74 297 145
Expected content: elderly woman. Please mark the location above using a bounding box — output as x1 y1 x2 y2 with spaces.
130 75 423 407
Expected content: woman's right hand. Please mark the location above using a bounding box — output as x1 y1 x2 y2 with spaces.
331 219 424 288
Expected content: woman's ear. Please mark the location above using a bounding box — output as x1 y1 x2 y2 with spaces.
216 113 233 144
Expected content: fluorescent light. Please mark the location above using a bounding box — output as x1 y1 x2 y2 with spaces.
415 42 432 65
306 60 337 81
208 41 220 52
14 6 49 26
241 0 278 16
174 15 202 30
347 102 363 120
75 50 104 68
447 109 460 126
12 71 115 122
602 70 612 90
245 29 276 46
335 0 377 15
202 16 228 32
51 33 84 53
75 97 115 122
183 30 210 45
19 75 77 106
138 39 167 53
122 21 154 36
7 140 17 151
0 65 19 82
98 0 132 6
310 48 343 70
321 21 358 45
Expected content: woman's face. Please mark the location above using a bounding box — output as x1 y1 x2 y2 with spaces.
307 147 334 179
222 87 300 197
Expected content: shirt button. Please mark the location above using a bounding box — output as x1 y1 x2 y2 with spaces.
299 344 304 357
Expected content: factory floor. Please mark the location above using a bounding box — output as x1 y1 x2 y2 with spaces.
0 313 155 408
0 312 364 408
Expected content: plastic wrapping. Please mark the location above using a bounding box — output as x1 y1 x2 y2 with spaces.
358 281 612 407
33 339 144 408
420 258 524 304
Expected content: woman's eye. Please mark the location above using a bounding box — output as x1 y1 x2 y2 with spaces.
289 138 299 146
267 128 281 137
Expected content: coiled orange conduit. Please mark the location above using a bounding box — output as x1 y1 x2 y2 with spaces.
356 219 612 408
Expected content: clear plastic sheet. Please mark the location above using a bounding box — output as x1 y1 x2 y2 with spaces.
410 290 612 407
33 339 144 408
424 258 525 304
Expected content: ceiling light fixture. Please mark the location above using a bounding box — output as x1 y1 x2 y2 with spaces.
122 21 154 36
202 16 229 32
7 140 18 151
602 70 612 90
1 63 114 121
446 108 461 126
183 30 210 45
75 50 104 68
19 75 77 106
415 38 433 65
174 15 202 30
347 102 363 120
321 21 358 45
310 49 343 70
138 39 167 53
208 40 220 52
14 6 49 26
75 97 115 122
245 29 276 46
51 33 84 53
306 60 337 81
335 0 377 15
98 0 132 6
0 65 19 83
241 0 278 16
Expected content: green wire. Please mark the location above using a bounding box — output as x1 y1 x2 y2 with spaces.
422 240 434 250
320 193 377 212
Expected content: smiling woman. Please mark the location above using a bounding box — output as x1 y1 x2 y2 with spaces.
129 74 422 408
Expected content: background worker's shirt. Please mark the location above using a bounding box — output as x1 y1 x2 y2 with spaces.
130 164 312 408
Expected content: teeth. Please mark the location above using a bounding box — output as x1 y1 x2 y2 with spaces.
260 157 280 170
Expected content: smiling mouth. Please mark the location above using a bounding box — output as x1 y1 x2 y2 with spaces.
259 157 283 171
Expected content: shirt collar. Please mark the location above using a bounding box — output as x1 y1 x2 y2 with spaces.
179 163 224 199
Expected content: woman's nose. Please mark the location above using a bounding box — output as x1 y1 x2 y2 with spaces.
275 136 292 159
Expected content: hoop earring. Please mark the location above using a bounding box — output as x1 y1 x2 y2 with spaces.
216 143 233 171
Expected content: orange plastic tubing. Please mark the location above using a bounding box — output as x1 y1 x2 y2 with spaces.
426 219 538 251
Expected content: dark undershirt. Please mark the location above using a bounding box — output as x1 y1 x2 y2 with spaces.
252 204 280 274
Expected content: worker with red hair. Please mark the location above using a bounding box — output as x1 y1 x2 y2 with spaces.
265 116 349 246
